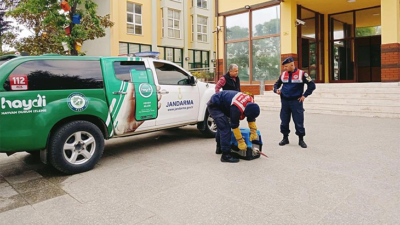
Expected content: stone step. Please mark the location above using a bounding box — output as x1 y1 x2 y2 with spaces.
314 88 400 94
255 97 400 106
312 82 400 88
256 83 400 118
260 106 400 119
258 102 400 114
256 92 400 100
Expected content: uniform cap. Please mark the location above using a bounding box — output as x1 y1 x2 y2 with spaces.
244 103 260 120
282 57 294 65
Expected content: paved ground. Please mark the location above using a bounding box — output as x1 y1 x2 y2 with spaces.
0 111 399 225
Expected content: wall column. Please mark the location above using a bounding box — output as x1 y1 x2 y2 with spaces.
381 0 400 82
110 0 120 56
280 0 298 68
151 0 158 52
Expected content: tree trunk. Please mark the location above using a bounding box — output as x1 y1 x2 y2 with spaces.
70 2 78 56
0 35 3 54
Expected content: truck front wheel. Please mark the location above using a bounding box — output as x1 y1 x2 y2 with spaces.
199 111 217 138
49 121 105 174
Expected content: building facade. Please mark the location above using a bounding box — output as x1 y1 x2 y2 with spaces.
82 0 216 72
215 0 400 93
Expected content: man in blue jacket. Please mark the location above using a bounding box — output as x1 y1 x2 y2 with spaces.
208 91 260 163
274 57 316 148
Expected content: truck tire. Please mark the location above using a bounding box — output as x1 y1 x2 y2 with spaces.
26 151 40 159
49 120 105 174
199 111 217 138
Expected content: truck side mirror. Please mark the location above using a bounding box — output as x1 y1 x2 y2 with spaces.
189 76 197 86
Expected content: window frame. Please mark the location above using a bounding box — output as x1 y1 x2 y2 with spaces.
153 61 191 86
327 6 381 83
158 46 183 67
112 61 147 82
197 0 208 9
3 60 104 91
127 2 143 35
197 15 208 43
188 49 210 69
167 9 181 39
223 3 281 84
119 42 152 55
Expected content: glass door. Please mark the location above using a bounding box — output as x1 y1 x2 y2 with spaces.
298 7 324 82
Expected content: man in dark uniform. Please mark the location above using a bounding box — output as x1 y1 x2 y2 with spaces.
208 91 260 162
274 57 316 148
215 64 241 93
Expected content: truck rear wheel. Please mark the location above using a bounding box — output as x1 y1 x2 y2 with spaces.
49 120 104 174
199 111 217 138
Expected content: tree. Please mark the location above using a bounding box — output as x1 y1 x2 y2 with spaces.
6 0 113 55
0 11 13 53
356 27 378 37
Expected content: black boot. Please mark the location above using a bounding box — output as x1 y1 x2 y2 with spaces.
221 152 239 163
279 135 289 146
299 136 307 148
215 144 222 154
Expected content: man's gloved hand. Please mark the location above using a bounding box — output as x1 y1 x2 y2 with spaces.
233 128 247 151
248 122 258 141
237 138 247 151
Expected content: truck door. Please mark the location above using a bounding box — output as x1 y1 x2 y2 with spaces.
101 57 158 136
150 61 200 127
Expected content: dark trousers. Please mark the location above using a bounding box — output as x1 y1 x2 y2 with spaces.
280 98 305 137
208 105 231 153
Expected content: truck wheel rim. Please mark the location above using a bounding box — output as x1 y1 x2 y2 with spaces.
207 115 217 133
63 131 96 165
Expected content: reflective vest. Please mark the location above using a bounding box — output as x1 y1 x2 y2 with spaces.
281 69 304 83
231 92 254 120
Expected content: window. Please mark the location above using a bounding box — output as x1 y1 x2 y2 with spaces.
197 16 208 42
355 8 381 37
166 48 173 61
158 46 183 67
226 12 249 41
188 50 209 69
154 62 190 85
197 0 207 9
119 42 152 55
225 5 281 82
174 49 182 62
168 9 181 38
4 60 103 91
127 2 142 35
113 61 147 82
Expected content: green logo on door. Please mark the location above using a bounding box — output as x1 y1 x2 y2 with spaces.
139 83 153 98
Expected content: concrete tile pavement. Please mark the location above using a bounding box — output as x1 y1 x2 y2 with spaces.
0 111 399 224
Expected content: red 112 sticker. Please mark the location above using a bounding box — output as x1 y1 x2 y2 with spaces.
10 75 28 91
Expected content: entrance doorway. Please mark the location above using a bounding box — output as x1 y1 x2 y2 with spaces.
329 6 381 82
298 6 324 83
355 36 381 82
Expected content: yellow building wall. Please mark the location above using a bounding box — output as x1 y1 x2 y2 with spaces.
110 0 120 56
218 0 267 13
119 0 153 44
110 0 153 56
280 0 297 54
381 0 400 44
187 0 192 49
157 0 162 46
